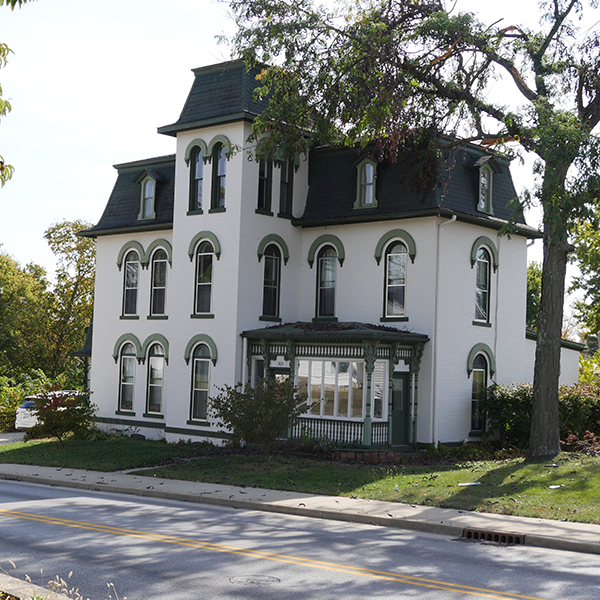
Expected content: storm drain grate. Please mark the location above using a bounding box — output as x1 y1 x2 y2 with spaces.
463 528 525 545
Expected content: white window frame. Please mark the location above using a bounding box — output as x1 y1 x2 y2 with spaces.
478 165 493 214
146 343 165 415
119 343 136 412
475 247 491 322
194 241 214 315
384 241 408 318
122 251 140 316
316 245 337 318
150 249 168 316
139 176 156 220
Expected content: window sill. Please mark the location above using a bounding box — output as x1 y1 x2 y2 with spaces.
277 212 293 220
352 203 378 210
187 208 204 216
380 316 408 322
469 429 485 438
312 317 338 323
191 313 215 319
115 410 135 416
208 206 226 214
186 419 210 426
472 321 492 328
259 315 281 322
143 412 164 419
120 315 139 320
147 315 168 320
255 208 274 217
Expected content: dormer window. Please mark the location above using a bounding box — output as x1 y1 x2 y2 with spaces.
135 172 157 221
353 157 378 209
478 165 492 214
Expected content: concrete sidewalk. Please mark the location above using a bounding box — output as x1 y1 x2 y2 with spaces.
1 463 599 556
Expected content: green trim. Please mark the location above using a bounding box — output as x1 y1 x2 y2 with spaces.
380 317 409 322
120 315 139 320
312 317 338 323
143 412 165 420
374 229 417 264
472 321 492 328
471 236 499 272
467 343 496 378
208 206 226 214
259 316 282 322
255 208 274 216
184 138 208 165
157 111 256 137
187 231 221 261
137 175 157 221
353 157 379 210
167 425 230 440
114 411 136 417
144 239 173 266
184 334 218 366
477 164 495 216
112 334 142 362
147 315 168 320
185 419 210 427
277 212 293 220
207 134 233 157
307 234 345 267
141 334 169 363
116 241 144 270
190 313 215 319
187 209 204 216
80 223 173 239
526 329 585 351
97 416 166 430
257 234 290 265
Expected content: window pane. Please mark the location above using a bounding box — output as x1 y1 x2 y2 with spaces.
120 384 133 411
387 286 405 316
387 254 406 285
337 362 350 417
153 260 167 287
372 362 385 419
310 361 322 415
323 361 335 416
297 360 309 408
149 356 163 384
192 390 208 420
197 254 212 283
148 386 162 413
350 363 364 418
125 262 138 287
124 289 137 315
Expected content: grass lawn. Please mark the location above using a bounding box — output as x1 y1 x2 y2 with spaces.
1 437 599 524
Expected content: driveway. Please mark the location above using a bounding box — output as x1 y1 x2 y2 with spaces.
0 431 24 445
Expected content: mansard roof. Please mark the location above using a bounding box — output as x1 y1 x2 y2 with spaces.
157 61 270 137
297 145 539 237
80 155 175 238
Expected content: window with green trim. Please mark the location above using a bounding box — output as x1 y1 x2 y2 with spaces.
475 247 491 322
478 165 493 213
317 246 337 318
139 178 156 220
385 242 407 317
146 343 164 414
211 144 226 209
189 147 204 212
123 251 140 316
257 159 273 212
194 241 213 314
262 244 281 318
278 160 294 216
354 158 378 209
119 343 136 412
150 249 168 316
471 353 487 432
191 343 211 421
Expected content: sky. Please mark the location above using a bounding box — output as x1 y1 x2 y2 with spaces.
0 0 596 278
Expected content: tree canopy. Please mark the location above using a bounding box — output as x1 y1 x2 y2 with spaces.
229 0 600 458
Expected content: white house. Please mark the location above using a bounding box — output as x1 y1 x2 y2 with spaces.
81 60 582 449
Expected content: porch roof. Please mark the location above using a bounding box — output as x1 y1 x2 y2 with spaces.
241 321 429 344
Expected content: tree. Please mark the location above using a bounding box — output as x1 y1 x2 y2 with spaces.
44 220 95 379
0 247 53 375
527 262 543 330
210 378 308 465
229 0 600 459
0 0 35 186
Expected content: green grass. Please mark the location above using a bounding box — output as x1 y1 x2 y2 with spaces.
1 437 599 524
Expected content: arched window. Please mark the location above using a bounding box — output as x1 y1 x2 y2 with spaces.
211 144 226 209
471 353 487 432
191 343 211 421
317 245 337 318
190 147 203 211
257 159 273 212
262 244 281 318
478 165 492 213
123 251 140 316
119 343 136 411
195 241 214 314
151 249 168 316
142 179 155 218
361 163 374 205
475 247 491 322
278 160 294 216
146 343 164 415
385 241 407 317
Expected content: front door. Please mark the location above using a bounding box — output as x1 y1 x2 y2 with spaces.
391 372 409 446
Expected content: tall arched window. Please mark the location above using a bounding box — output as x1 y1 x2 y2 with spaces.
119 343 136 411
211 144 226 209
257 159 273 212
478 165 492 213
151 249 168 316
262 244 281 318
317 245 337 318
191 344 211 421
146 343 164 415
195 241 214 314
190 147 203 211
471 353 487 432
361 162 374 205
385 241 407 317
123 251 140 316
142 179 155 218
475 247 491 322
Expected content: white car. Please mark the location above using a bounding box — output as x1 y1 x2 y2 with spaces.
15 399 38 430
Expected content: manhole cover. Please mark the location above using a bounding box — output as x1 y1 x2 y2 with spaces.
229 576 281 586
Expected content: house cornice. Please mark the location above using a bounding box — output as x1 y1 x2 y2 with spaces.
78 223 173 239
157 111 258 137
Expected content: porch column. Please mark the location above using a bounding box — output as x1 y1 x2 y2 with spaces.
363 341 377 447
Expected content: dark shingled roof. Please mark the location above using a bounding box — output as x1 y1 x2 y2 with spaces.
80 155 175 237
158 61 270 136
297 144 539 236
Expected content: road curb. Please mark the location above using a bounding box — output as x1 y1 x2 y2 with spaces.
0 572 62 600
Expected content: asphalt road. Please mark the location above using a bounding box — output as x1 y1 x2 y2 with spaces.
0 479 599 600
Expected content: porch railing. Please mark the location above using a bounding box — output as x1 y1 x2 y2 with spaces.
292 417 389 446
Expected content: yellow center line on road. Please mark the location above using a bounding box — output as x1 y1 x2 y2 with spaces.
0 509 551 600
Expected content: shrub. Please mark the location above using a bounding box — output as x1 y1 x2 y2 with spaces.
210 378 308 465
25 389 96 447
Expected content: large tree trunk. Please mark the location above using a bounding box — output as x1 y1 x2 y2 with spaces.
528 232 569 460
